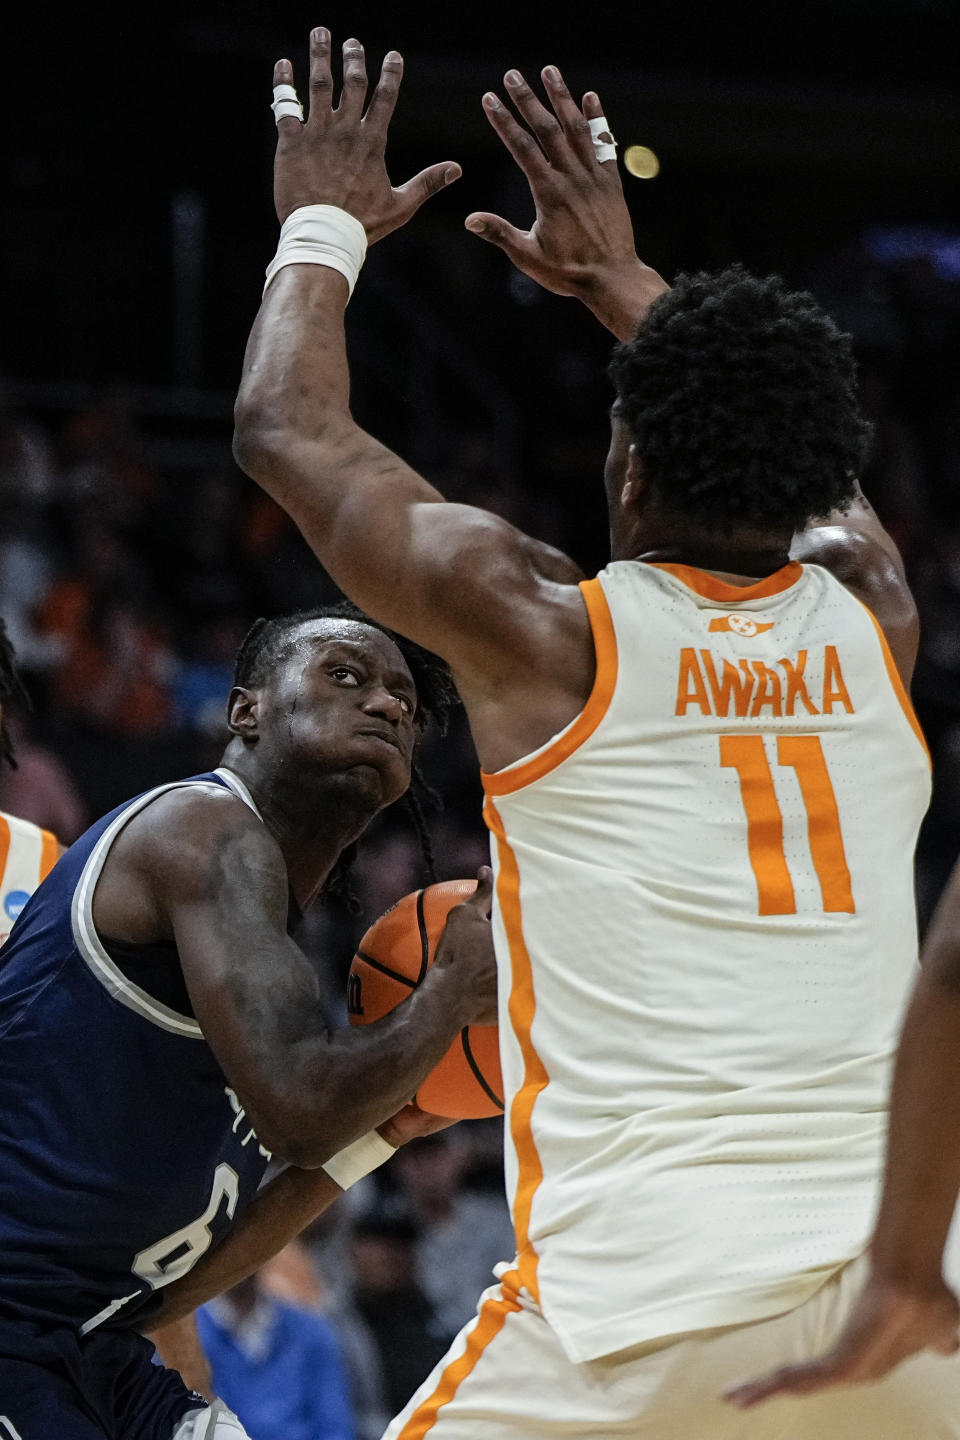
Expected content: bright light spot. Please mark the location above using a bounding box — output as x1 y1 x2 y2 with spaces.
624 145 660 180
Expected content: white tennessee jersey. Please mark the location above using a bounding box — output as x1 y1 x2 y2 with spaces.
482 559 930 1362
0 809 58 947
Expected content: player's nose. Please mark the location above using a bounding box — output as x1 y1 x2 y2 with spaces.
361 686 404 724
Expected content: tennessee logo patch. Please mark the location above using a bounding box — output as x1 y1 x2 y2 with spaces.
709 615 775 637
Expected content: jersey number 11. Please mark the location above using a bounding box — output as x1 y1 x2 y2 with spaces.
721 733 855 916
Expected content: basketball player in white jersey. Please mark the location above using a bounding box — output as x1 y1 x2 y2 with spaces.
229 28 960 1435
0 620 59 943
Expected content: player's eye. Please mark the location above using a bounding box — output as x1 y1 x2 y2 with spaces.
331 666 360 685
395 694 414 715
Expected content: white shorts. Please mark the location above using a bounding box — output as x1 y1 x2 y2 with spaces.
383 1257 960 1439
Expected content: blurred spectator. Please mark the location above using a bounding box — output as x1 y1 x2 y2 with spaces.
391 1130 514 1340
327 1206 449 1425
197 1271 354 1440
0 705 86 841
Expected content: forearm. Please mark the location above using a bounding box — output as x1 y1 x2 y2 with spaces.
283 964 470 1159
148 1314 215 1400
234 265 354 482
870 968 960 1282
145 1165 344 1329
576 259 670 342
218 957 476 1168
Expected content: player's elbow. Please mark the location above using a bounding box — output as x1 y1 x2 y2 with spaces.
247 1089 361 1170
232 405 282 483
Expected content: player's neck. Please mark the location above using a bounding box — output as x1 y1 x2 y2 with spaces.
220 758 384 908
634 541 793 583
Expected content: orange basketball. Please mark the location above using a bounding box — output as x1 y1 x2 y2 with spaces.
348 879 504 1120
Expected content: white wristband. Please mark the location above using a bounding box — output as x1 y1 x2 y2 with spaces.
263 204 368 300
321 1130 396 1190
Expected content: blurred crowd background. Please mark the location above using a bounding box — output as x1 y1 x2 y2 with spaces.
3 2 958 1434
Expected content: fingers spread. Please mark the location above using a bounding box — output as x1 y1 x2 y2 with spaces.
272 59 304 139
480 91 552 187
339 37 368 117
307 27 333 118
503 69 566 166
464 211 529 256
541 65 597 167
364 49 404 140
392 162 461 225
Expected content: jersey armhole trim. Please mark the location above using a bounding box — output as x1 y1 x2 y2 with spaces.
856 599 930 766
71 780 240 1039
480 577 618 797
648 560 803 602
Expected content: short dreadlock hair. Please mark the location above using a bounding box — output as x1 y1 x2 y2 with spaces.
608 265 871 533
232 602 459 907
0 617 26 769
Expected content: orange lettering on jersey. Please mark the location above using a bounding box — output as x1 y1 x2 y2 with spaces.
778 651 819 716
699 650 756 718
675 648 711 715
749 662 783 718
822 646 854 714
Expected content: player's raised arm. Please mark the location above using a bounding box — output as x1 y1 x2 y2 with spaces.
234 30 594 699
95 786 496 1169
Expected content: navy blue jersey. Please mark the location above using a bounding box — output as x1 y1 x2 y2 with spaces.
0 768 274 1338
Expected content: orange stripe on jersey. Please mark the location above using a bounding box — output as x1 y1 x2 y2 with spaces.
856 601 930 765
0 814 10 891
480 577 617 797
649 560 803 603
395 1272 522 1438
38 828 59 881
483 798 549 1302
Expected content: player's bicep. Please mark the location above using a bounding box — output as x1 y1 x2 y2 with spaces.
156 817 324 1143
255 426 584 668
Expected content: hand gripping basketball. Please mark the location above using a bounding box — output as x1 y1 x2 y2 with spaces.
348 872 503 1120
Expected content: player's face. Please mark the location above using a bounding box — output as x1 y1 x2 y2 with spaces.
260 620 418 807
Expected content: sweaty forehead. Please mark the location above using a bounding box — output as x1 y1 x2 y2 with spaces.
280 619 413 685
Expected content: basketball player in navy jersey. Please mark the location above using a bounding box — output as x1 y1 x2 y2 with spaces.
0 604 496 1439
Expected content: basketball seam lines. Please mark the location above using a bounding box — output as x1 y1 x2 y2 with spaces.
460 1027 505 1110
415 888 430 985
354 949 417 989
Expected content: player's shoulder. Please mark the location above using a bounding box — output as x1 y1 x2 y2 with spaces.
792 528 918 683
117 778 277 891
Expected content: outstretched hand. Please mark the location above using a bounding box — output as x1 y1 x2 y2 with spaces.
272 27 461 241
466 67 666 338
723 1270 960 1409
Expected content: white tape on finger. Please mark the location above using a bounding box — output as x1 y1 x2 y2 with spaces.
271 83 304 124
589 115 618 164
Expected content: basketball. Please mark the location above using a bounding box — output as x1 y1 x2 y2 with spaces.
348 879 504 1120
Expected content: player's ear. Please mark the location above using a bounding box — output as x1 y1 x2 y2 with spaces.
622 444 645 507
227 686 260 741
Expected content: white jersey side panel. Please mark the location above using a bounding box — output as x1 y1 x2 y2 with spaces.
482 560 930 1361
